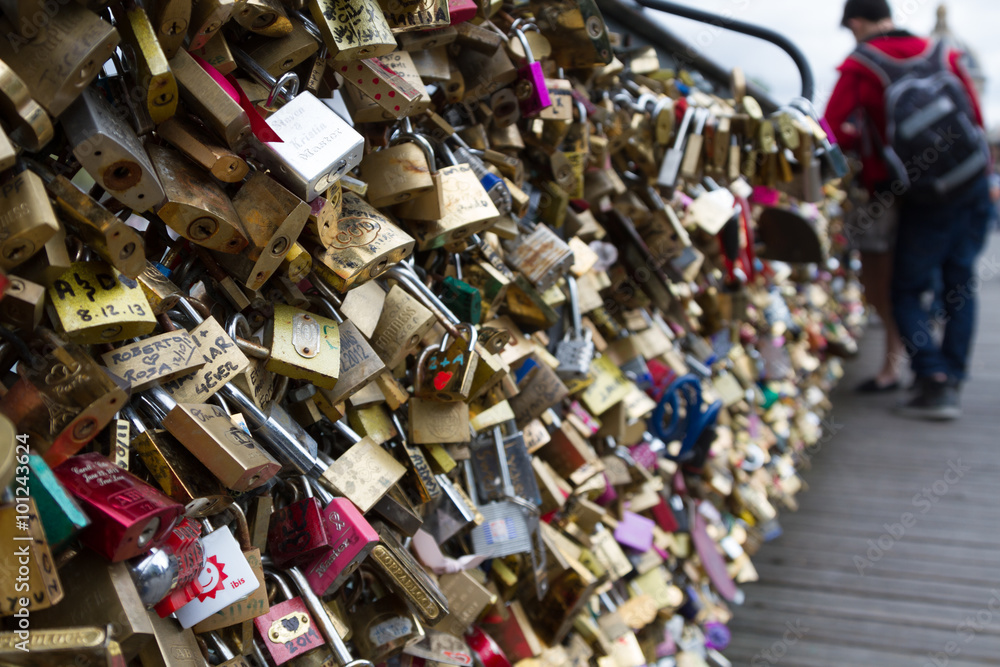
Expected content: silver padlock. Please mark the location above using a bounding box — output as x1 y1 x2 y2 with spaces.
554 274 594 382
503 221 575 293
60 87 165 212
232 46 363 202
465 427 533 559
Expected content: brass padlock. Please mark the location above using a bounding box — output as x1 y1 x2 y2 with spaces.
338 56 424 121
232 0 292 36
0 3 118 116
157 114 248 183
61 87 165 212
415 323 479 402
48 261 156 344
0 169 59 272
370 283 438 369
0 275 45 330
188 0 234 50
145 0 192 59
264 304 341 388
0 58 52 152
149 144 249 253
170 48 251 149
303 0 395 61
214 171 310 290
0 497 63 617
244 18 319 78
377 0 448 32
311 191 415 291
321 422 406 513
362 132 437 208
158 395 282 492
111 0 178 124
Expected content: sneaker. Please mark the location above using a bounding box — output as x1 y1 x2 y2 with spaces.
895 378 961 420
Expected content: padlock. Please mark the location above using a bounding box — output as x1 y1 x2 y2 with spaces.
262 303 341 388
398 142 499 250
155 390 282 492
337 56 425 121
0 337 129 465
192 505 271 632
127 518 205 612
44 173 145 279
61 88 164 212
111 0 178 124
503 223 575 293
303 0 395 61
301 477 379 596
125 405 233 517
370 282 438 368
310 191 416 291
0 627 128 665
464 428 533 559
367 521 449 623
149 144 249 253
187 0 233 50
421 472 479 543
254 568 327 665
23 453 89 550
232 0 292 36
53 452 184 562
233 49 364 203
0 3 118 116
0 168 59 273
244 17 319 77
349 570 426 663
321 421 407 513
156 115 249 183
509 24 551 118
451 142 513 216
213 171 310 290
378 0 449 31
555 275 595 383
172 516 263 629
363 132 438 208
170 48 251 149
0 57 52 153
415 323 479 402
0 496 63 617
268 477 333 568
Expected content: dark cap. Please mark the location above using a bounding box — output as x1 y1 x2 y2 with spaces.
841 0 892 27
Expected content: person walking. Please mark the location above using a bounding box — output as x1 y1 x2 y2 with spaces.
825 0 992 420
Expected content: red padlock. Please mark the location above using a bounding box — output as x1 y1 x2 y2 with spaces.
301 480 379 596
254 568 326 665
267 478 330 568
54 452 184 562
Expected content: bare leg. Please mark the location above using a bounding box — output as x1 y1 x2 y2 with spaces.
860 250 905 385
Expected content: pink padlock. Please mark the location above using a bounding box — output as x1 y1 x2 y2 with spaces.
510 24 551 118
301 484 379 596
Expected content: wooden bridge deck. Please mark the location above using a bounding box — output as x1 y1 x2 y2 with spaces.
724 234 1000 667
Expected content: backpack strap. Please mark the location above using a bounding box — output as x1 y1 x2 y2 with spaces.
850 38 946 86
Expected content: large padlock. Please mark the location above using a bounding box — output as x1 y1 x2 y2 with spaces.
554 275 595 382
53 452 184 562
47 261 157 344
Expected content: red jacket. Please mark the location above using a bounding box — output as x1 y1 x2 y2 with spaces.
824 31 984 191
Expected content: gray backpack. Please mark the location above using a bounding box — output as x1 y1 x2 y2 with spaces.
851 39 989 200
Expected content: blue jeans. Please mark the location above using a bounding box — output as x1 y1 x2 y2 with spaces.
892 175 992 382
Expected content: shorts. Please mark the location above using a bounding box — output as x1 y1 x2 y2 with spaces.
845 193 900 254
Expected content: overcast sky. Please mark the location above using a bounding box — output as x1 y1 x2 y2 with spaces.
649 0 1000 132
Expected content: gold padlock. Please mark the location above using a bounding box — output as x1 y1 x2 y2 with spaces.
264 304 341 388
188 0 234 50
157 114 249 183
48 261 156 344
0 3 118 116
161 399 282 492
232 0 292 36
0 169 59 272
149 144 249 253
145 0 191 58
362 133 437 208
370 283 437 369
214 171 310 290
310 191 415 291
170 48 251 149
304 0 395 61
377 0 448 32
111 0 178 123
0 497 63 617
244 17 319 77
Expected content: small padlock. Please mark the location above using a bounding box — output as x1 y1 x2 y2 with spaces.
415 323 479 402
53 452 185 562
367 521 449 623
362 131 438 207
0 168 59 272
464 430 533 559
555 275 595 382
303 0 395 61
111 0 178 124
369 283 439 369
509 23 551 118
157 114 249 183
170 48 251 149
503 223 575 293
24 453 90 550
321 421 407 514
232 0 292 36
267 477 333 568
254 568 326 665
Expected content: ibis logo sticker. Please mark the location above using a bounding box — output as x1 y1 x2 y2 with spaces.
195 555 228 602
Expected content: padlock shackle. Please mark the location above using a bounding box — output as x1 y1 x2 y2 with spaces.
333 419 363 444
565 275 583 338
205 632 237 662
261 564 297 600
510 28 535 65
388 133 438 175
385 265 463 339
